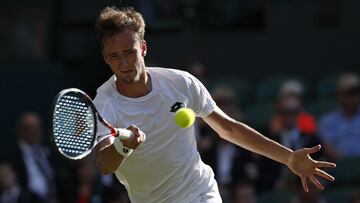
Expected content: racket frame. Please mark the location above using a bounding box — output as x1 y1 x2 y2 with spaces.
51 88 122 160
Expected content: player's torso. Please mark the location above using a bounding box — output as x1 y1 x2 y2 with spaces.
112 83 197 164
108 68 209 202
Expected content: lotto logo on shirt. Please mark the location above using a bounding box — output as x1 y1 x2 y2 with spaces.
170 102 183 112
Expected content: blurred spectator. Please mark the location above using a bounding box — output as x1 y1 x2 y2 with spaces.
58 157 127 203
0 161 43 203
280 80 304 97
265 80 318 191
231 150 261 191
233 181 256 203
274 96 321 150
211 85 243 120
232 181 256 203
270 80 317 135
67 157 102 203
5 112 57 203
216 138 238 197
198 85 246 197
265 96 323 190
319 72 360 160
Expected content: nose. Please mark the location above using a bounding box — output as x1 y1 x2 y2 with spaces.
121 56 129 66
117 56 129 69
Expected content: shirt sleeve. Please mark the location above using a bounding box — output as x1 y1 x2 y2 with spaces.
185 73 217 117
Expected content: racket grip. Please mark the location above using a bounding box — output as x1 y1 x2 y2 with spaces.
115 128 133 140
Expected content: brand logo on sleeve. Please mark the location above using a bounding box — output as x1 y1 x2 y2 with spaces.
170 102 183 112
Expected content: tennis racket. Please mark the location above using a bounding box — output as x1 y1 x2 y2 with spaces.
51 88 133 160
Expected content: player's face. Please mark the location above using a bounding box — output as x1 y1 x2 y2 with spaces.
102 29 147 84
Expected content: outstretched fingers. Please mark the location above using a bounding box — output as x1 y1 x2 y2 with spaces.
315 168 335 181
316 161 337 168
310 175 324 190
301 176 309 192
305 145 322 155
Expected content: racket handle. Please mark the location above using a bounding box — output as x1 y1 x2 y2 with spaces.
115 128 133 140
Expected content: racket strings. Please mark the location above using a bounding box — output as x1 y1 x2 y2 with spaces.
53 94 95 158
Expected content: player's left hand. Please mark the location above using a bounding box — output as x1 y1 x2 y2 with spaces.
287 144 336 192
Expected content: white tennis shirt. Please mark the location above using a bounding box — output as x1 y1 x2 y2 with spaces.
94 67 218 203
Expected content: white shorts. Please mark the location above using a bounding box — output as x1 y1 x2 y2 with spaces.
189 177 222 203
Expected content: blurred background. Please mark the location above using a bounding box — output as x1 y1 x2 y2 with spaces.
0 0 360 202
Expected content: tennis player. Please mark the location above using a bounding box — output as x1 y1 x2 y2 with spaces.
93 7 336 203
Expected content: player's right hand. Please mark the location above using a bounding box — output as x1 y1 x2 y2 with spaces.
121 125 146 149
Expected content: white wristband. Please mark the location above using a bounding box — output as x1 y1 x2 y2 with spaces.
114 138 133 157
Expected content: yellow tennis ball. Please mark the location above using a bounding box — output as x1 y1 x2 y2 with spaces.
175 108 195 128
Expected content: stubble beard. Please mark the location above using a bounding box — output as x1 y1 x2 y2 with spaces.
121 69 142 84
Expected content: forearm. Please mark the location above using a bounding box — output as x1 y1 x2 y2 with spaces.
221 120 293 165
204 107 293 166
95 138 125 174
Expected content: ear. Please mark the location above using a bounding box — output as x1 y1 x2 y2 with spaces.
141 40 147 57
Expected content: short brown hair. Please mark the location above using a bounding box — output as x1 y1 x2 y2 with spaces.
95 7 145 49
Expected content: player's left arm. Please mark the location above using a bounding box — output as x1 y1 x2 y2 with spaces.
203 106 336 192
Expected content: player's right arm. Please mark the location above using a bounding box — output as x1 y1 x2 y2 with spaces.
95 125 146 174
95 137 125 174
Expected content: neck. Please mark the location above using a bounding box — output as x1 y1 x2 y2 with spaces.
115 69 152 98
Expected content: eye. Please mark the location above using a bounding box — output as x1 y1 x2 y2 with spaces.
110 54 118 59
126 51 135 55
